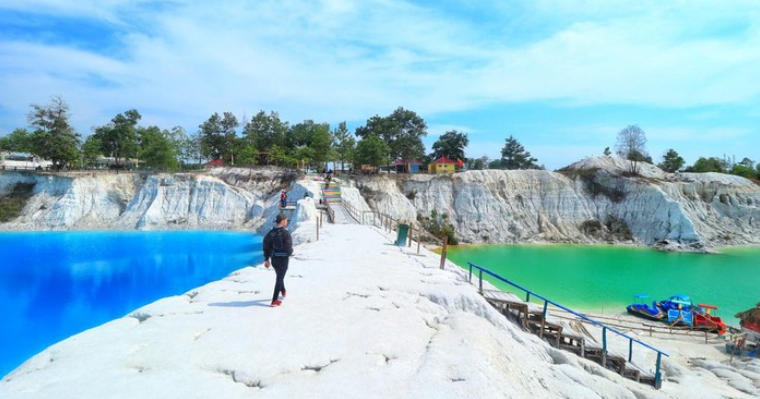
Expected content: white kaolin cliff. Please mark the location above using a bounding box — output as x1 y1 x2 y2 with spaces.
2 158 760 249
348 156 760 250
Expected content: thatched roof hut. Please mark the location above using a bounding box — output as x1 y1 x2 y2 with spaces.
735 302 760 325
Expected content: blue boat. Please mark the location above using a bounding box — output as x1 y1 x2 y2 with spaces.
659 295 695 326
626 294 664 320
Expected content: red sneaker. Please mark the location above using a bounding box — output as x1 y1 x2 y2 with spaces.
281 290 287 299
271 300 282 307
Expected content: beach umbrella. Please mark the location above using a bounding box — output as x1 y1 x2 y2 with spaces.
734 302 760 325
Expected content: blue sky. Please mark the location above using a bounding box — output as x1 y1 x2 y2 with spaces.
1 0 759 170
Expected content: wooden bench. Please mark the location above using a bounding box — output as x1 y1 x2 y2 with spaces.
481 290 652 385
556 320 587 357
526 316 563 345
584 340 627 374
482 290 544 328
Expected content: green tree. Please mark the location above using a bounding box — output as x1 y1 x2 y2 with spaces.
0 128 33 154
137 126 178 170
730 164 756 179
234 138 259 165
615 125 649 175
164 126 193 165
28 96 80 170
243 111 288 153
199 112 238 162
355 107 427 166
603 147 612 156
188 132 204 165
738 157 755 169
500 135 538 170
309 124 333 168
81 135 103 167
431 130 469 161
488 159 503 169
658 149 685 173
284 119 314 149
286 120 332 169
333 121 355 171
293 145 315 168
689 157 726 173
93 109 141 167
268 144 296 167
355 133 389 167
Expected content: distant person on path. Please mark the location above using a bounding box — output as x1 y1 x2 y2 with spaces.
263 213 293 307
280 190 287 207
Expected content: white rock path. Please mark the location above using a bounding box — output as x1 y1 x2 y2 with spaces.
1 223 758 399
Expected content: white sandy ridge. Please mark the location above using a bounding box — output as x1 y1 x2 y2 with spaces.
1 215 759 398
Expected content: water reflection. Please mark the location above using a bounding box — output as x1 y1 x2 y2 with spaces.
0 231 262 377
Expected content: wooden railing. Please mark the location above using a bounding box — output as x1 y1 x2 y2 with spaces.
467 262 669 389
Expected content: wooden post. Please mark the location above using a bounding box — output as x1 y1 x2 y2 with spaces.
439 236 448 270
655 352 662 389
316 217 320 241
478 269 483 294
417 239 421 255
408 226 413 247
602 327 608 368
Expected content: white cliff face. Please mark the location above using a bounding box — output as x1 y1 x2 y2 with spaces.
0 169 294 232
0 172 141 230
351 157 760 249
2 160 760 249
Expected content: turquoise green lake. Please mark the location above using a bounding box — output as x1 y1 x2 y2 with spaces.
446 244 760 325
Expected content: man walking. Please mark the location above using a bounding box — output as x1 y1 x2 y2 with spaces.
263 213 293 307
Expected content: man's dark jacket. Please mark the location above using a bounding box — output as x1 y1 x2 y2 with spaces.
263 227 294 261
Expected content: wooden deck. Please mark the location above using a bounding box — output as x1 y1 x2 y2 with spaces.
481 289 656 387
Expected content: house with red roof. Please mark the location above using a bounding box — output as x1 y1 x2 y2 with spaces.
428 156 457 174
203 159 225 168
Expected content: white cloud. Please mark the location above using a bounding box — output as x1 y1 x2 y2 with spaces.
426 124 475 138
1 0 760 137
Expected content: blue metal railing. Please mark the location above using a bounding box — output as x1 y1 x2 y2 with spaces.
468 261 668 389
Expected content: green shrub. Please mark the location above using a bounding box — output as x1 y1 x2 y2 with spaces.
580 219 603 236
606 215 633 241
0 183 35 222
422 209 459 244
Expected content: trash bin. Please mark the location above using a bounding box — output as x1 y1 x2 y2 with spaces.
395 224 409 246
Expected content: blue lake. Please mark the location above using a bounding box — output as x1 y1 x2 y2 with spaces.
0 231 263 378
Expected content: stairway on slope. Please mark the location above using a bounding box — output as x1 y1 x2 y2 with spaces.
322 181 342 204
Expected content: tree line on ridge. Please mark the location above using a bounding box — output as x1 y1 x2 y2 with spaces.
1 96 759 180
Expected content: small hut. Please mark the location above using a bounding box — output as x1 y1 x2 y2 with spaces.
735 302 760 342
735 302 760 326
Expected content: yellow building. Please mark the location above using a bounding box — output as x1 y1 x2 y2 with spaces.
428 156 457 173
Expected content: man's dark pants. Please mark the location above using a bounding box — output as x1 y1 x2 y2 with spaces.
272 257 289 302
